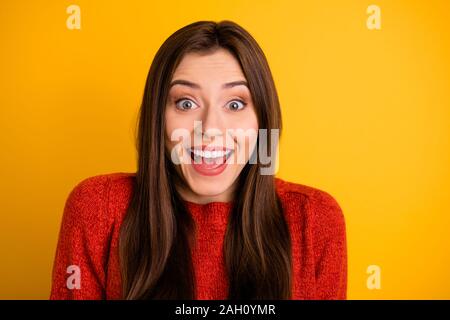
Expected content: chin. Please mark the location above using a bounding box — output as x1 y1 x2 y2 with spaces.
181 163 240 201
188 182 230 199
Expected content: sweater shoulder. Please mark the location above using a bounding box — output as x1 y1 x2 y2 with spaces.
68 172 135 203
275 177 345 225
64 172 135 226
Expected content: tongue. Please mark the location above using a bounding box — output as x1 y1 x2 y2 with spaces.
196 161 223 169
206 156 224 164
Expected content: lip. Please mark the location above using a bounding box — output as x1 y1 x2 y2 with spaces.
187 145 234 176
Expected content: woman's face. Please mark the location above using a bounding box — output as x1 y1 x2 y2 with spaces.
165 48 258 204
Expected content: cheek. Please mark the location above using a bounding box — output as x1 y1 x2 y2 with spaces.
164 112 174 149
165 107 197 131
229 110 259 164
165 110 195 153
165 112 182 153
243 111 259 160
230 108 258 131
243 106 258 130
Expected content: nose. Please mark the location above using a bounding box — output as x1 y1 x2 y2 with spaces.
195 104 224 141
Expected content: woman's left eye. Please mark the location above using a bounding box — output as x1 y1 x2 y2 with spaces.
226 100 247 111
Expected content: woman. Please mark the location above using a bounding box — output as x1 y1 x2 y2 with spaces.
50 20 347 300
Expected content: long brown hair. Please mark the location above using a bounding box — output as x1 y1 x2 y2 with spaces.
119 20 292 299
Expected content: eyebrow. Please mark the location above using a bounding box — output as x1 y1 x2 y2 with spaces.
169 79 248 89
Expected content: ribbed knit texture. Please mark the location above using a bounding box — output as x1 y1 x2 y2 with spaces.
50 172 347 300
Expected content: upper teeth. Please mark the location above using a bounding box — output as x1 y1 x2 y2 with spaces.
190 149 232 158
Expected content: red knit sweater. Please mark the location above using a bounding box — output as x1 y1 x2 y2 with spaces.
50 172 347 300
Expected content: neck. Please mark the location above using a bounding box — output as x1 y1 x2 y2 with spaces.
176 181 236 205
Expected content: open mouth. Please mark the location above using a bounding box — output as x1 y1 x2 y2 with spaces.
188 147 234 165
185 146 235 176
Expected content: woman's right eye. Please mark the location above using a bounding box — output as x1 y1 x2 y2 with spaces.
175 98 198 111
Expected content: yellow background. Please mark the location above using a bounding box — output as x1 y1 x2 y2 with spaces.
1 0 449 299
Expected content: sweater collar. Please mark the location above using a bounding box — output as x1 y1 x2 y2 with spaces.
183 200 233 225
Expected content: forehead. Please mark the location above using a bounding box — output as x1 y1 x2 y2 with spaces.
172 48 246 83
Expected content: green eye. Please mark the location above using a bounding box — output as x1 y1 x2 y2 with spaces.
227 100 247 111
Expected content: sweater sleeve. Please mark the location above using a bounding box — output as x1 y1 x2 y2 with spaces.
309 190 348 299
49 175 112 300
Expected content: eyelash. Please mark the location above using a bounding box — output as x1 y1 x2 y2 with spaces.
174 97 248 111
